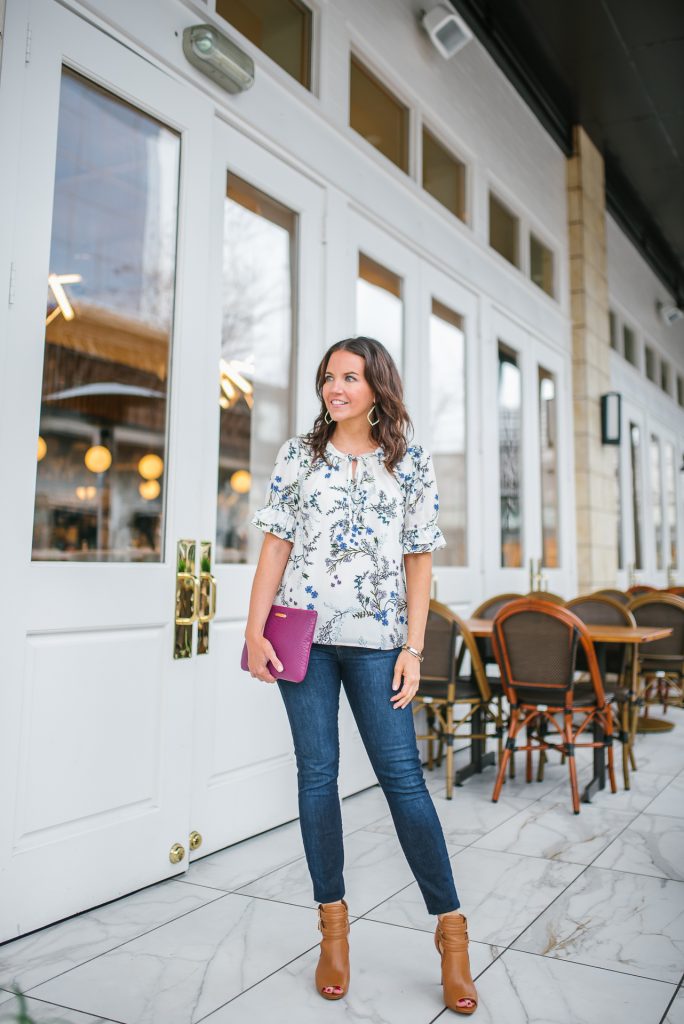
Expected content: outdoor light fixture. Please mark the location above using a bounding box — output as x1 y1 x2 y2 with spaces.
600 392 621 445
657 301 684 327
420 4 472 59
182 24 254 94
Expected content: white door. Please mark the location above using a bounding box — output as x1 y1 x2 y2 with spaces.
0 0 216 940
484 310 572 599
188 120 327 854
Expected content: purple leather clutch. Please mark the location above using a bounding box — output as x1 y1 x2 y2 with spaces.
241 605 318 683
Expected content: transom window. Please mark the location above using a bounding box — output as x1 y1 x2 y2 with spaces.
422 127 466 222
216 0 313 89
530 235 554 298
489 193 519 267
645 344 657 383
609 310 619 351
349 55 409 173
623 325 638 367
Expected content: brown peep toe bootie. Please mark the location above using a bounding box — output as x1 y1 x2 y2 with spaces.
315 899 350 1000
435 913 478 1015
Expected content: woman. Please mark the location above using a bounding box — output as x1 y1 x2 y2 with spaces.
244 337 477 1015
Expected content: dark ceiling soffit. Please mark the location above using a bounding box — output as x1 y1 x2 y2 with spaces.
448 0 684 306
447 0 572 154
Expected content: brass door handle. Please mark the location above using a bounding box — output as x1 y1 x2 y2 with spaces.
198 572 217 624
176 572 200 625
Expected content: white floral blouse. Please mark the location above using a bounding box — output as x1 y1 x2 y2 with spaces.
251 436 445 649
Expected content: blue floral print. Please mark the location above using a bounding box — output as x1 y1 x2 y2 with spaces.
251 436 445 648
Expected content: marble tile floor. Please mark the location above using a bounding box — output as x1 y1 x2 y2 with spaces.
1 709 683 1024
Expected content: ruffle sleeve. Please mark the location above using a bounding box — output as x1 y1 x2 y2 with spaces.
251 437 300 543
401 444 446 554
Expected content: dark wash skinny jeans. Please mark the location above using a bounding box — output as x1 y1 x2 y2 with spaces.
277 643 460 915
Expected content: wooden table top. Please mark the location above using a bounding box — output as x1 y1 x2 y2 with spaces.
464 619 672 645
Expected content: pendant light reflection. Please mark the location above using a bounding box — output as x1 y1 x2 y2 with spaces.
139 479 161 501
230 469 251 494
75 485 97 501
138 453 164 480
84 444 112 474
37 436 47 461
219 358 253 410
45 272 82 327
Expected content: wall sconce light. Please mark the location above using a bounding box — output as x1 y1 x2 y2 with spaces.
600 392 621 445
183 25 254 93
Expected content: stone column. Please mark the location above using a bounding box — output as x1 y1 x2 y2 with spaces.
567 125 617 592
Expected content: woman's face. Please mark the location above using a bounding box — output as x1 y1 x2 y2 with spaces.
322 350 375 427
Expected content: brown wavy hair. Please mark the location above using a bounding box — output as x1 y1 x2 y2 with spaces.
303 337 413 473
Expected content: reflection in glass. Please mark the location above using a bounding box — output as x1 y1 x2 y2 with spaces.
650 434 663 571
530 235 554 297
32 69 180 562
630 423 643 570
616 449 623 571
538 367 559 567
356 253 403 369
349 55 408 172
489 193 518 267
430 301 466 566
498 344 522 567
216 0 312 89
665 442 678 568
422 128 465 222
216 175 295 564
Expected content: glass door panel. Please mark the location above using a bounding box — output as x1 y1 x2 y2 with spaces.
538 366 559 568
650 434 664 571
215 175 296 565
498 343 523 568
32 69 180 562
430 299 466 566
356 252 403 368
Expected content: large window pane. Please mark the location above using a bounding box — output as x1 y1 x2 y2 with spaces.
216 175 296 564
349 56 408 172
356 253 403 368
630 423 643 570
216 0 312 89
665 442 678 568
645 345 657 383
650 434 663 570
430 300 466 566
32 69 179 562
489 193 518 267
498 344 522 567
422 128 465 222
539 367 559 567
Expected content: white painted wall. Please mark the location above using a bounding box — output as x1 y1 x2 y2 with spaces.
608 212 684 395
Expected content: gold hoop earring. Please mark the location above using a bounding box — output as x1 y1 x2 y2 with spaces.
367 405 380 427
324 410 332 425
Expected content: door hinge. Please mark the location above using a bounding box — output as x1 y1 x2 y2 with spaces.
8 262 16 307
25 23 32 64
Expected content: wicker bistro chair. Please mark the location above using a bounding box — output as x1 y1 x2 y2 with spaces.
526 591 566 605
666 587 684 598
415 600 502 800
566 595 636 788
491 599 618 814
593 588 631 606
456 593 523 776
629 593 684 714
627 585 658 596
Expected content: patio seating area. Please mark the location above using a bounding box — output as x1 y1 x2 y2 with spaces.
1 701 683 1024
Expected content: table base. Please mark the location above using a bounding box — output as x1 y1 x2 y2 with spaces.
637 716 675 733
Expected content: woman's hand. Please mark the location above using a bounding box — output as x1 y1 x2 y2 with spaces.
391 649 421 709
246 635 284 684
